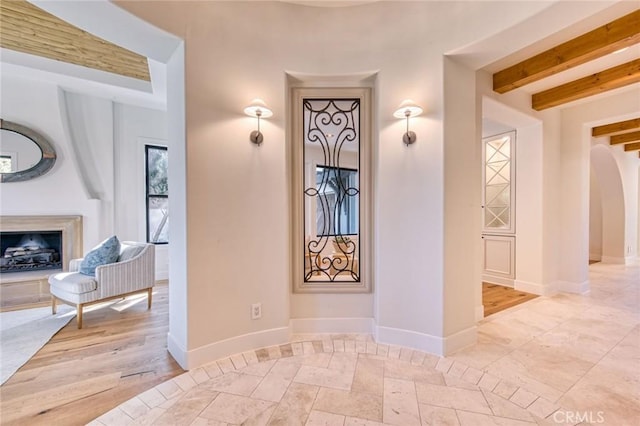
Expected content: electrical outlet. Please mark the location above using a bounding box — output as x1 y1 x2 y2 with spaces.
251 303 262 320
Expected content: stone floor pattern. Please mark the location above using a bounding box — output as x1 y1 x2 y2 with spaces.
91 262 639 426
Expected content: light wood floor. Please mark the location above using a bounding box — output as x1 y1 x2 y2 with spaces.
482 282 538 317
0 283 183 426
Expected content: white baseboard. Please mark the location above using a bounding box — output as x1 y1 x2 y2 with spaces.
553 280 590 295
375 325 477 357
475 305 485 322
167 332 188 370
482 275 514 287
443 325 477 355
625 256 638 265
170 326 290 370
514 279 554 296
376 325 444 356
601 255 625 264
289 317 374 334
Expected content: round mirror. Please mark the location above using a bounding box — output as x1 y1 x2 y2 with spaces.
0 120 56 183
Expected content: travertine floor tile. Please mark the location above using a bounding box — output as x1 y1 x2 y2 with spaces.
313 387 383 421
419 403 459 425
415 382 492 415
268 382 319 425
102 263 639 426
293 365 354 390
306 410 345 425
204 371 263 396
199 392 274 424
383 377 420 426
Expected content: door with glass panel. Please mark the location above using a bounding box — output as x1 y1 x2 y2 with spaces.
482 131 515 285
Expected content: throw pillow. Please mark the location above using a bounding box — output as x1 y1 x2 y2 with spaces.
79 236 121 276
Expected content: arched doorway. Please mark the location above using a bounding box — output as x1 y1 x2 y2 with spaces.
590 145 626 263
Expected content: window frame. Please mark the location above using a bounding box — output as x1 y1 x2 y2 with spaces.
290 87 372 293
145 144 169 245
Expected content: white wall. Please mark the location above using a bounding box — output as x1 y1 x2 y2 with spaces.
113 103 169 279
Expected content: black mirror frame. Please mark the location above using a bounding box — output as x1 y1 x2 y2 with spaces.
1 119 56 183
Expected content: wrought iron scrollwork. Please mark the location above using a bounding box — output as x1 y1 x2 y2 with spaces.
303 99 360 282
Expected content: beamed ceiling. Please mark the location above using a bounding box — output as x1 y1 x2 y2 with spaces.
592 117 640 157
0 0 150 81
492 9 640 112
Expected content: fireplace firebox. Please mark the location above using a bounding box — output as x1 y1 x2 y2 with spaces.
1 231 63 273
0 215 82 309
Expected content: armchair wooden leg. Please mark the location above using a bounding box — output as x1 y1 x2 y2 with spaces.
147 288 153 309
77 304 83 329
52 296 57 315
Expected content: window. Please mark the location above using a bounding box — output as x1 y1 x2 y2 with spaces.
0 155 13 173
315 166 359 236
145 145 168 244
291 87 372 292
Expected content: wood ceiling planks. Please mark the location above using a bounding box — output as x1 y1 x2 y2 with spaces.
0 0 150 81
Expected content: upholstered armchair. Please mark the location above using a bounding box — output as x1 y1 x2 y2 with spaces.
48 241 155 328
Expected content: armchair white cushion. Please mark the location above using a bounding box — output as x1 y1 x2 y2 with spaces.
48 241 155 328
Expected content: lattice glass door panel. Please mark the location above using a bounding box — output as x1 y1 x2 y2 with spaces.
483 131 515 234
303 99 360 283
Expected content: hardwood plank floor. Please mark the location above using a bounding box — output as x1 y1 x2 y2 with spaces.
0 283 184 426
482 282 538 317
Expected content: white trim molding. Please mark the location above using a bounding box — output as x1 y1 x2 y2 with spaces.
482 274 514 288
376 325 477 357
290 317 374 334
514 279 554 296
475 305 485 322
601 255 626 264
553 280 590 295
169 326 290 370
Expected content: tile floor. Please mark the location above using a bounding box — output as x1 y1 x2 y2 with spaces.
91 262 639 425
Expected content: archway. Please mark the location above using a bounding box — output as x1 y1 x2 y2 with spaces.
590 145 626 263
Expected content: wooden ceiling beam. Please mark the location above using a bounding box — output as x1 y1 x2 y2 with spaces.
493 10 640 93
531 59 640 111
623 141 640 151
611 131 640 145
592 117 640 137
0 0 150 81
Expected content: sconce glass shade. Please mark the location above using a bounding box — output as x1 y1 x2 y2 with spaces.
244 99 273 118
393 100 423 118
394 100 423 145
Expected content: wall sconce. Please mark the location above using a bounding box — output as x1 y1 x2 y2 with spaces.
244 99 273 145
393 100 423 145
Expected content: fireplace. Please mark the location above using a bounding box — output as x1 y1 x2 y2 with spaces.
1 231 63 273
0 215 82 309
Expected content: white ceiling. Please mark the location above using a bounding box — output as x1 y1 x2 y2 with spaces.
3 1 638 113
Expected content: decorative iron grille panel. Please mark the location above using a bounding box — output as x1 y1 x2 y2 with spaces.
303 99 360 282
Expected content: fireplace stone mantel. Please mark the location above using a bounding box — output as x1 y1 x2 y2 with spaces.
1 215 83 309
